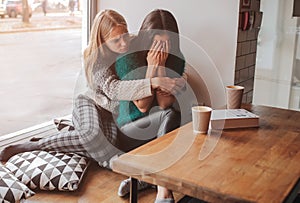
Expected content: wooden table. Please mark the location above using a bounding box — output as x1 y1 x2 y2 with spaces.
111 105 300 203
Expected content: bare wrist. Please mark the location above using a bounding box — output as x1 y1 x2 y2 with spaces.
150 77 159 89
146 65 158 78
157 66 166 77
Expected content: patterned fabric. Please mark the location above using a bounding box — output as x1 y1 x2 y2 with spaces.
5 151 89 191
37 95 122 168
0 163 34 203
53 118 74 132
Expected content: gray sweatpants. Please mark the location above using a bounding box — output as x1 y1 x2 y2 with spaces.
117 107 181 152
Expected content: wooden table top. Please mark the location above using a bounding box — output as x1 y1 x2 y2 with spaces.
112 105 300 203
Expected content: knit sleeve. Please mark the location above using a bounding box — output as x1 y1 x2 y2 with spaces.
93 61 152 101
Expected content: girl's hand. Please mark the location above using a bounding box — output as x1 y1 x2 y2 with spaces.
150 77 185 95
158 40 169 66
156 88 172 96
147 40 163 67
174 77 186 91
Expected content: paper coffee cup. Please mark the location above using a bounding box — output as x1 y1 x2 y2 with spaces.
192 106 212 134
226 85 244 109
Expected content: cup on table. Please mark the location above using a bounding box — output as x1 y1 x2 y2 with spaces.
191 106 212 134
226 85 244 109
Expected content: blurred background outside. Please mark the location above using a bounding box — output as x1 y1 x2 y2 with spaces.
0 0 83 136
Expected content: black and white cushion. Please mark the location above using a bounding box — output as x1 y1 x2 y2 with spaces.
5 151 90 191
0 163 34 203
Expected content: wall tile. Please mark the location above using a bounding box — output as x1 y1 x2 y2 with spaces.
246 90 253 103
250 40 257 53
240 68 249 82
249 65 255 78
241 79 254 93
236 42 242 56
238 30 247 42
241 41 251 55
245 53 256 67
247 29 257 40
235 70 240 84
242 94 247 103
236 56 246 70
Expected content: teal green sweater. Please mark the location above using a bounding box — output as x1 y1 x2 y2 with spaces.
115 51 185 127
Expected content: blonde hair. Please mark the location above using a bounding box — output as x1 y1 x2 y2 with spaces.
84 10 127 87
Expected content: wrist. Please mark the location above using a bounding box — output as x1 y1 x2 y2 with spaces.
148 65 158 71
146 65 158 78
150 77 159 89
157 66 166 77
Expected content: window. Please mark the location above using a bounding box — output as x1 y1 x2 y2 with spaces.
0 0 84 136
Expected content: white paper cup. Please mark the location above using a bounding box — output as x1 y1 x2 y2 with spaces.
226 85 244 109
192 106 212 134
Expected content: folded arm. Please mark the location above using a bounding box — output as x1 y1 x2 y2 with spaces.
155 66 175 109
133 65 157 112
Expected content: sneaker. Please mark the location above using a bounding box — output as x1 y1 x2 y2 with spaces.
118 178 151 197
154 198 175 203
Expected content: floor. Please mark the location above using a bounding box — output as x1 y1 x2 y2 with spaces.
25 161 186 203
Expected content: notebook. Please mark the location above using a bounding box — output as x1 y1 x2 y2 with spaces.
210 109 259 129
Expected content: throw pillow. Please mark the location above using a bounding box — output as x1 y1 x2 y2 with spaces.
0 163 34 203
5 150 90 191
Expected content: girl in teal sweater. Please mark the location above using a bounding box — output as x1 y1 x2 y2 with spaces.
115 9 185 203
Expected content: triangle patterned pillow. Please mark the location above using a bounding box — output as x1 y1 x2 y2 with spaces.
5 150 90 191
0 163 34 203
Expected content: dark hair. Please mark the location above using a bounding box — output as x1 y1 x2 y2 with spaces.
125 9 185 78
135 9 181 54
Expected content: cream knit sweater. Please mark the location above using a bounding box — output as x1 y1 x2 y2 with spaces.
85 57 152 115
